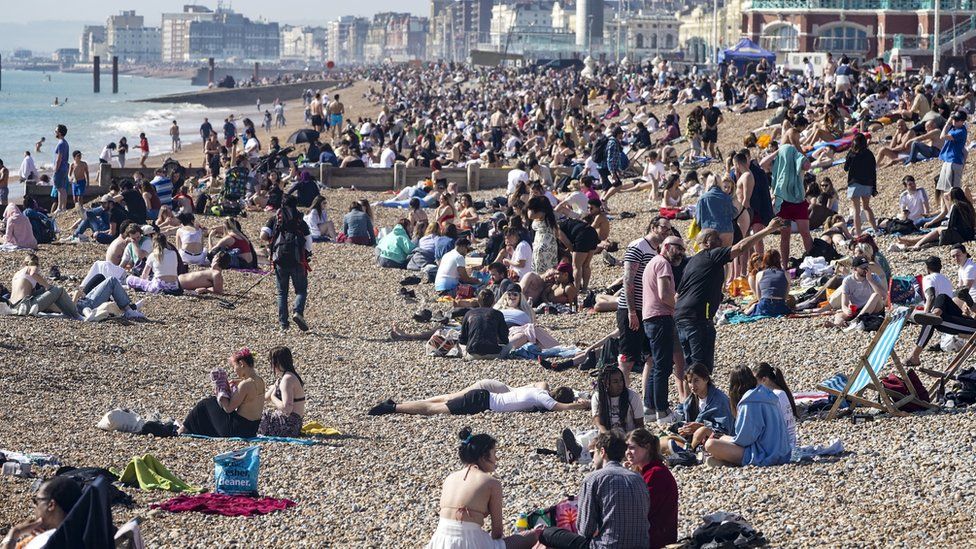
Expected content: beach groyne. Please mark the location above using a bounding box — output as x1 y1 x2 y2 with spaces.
135 80 344 108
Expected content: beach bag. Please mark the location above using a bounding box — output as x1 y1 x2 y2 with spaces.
214 446 260 496
455 284 475 300
889 276 922 306
884 218 917 236
548 497 579 532
880 370 931 412
426 328 460 358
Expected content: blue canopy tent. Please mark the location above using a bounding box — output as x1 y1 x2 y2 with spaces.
719 38 776 72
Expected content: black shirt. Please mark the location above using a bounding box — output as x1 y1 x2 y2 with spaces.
200 122 213 139
703 106 721 129
121 189 147 223
107 204 129 234
458 307 509 356
675 247 733 322
844 149 877 190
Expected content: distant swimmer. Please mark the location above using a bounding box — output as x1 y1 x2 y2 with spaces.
53 97 59 106
35 137 45 153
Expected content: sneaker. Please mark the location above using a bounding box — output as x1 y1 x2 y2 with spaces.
48 266 62 281
133 299 145 311
909 311 943 326
843 321 864 333
412 309 433 323
656 411 676 425
28 304 39 316
560 428 583 463
555 438 569 463
292 313 309 332
367 399 397 416
579 350 598 371
82 307 95 322
124 308 146 320
400 275 421 286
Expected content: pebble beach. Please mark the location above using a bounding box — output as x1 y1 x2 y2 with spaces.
1 79 976 547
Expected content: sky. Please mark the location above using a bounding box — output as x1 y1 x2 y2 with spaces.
1 0 429 52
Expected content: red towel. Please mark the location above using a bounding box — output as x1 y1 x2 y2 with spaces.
151 493 296 516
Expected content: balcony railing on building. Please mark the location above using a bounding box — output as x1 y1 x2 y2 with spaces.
813 36 870 54
750 0 974 9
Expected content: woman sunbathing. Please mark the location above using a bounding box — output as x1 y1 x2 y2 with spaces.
179 347 266 438
259 346 306 437
424 428 540 549
367 379 586 416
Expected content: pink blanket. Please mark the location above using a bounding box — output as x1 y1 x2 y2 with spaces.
151 493 296 516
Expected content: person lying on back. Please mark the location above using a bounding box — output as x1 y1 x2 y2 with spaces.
178 251 230 294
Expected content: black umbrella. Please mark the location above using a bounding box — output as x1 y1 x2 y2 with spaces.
287 129 320 144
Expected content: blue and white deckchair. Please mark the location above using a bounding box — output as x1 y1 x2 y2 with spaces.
817 307 933 419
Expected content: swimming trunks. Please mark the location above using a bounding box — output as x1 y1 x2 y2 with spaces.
72 179 88 197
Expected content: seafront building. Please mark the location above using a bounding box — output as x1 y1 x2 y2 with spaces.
281 26 329 62
161 5 216 63
742 0 976 68
106 11 162 64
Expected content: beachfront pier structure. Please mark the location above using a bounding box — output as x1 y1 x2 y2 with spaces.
743 0 976 70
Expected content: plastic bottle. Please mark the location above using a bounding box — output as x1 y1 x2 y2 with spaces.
515 512 529 532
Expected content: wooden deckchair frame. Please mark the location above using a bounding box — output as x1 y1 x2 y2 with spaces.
921 331 976 398
817 311 937 419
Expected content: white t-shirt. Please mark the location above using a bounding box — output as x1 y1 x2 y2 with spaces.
899 188 929 221
562 191 589 217
244 137 260 159
23 530 55 549
435 249 466 286
489 387 557 412
510 240 533 278
149 249 179 277
304 209 328 238
773 389 797 448
958 259 976 303
584 157 601 180
379 147 396 168
507 169 529 194
922 272 953 298
591 389 643 431
643 160 665 182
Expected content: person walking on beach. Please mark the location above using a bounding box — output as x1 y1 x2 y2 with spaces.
138 133 149 168
274 102 286 128
200 117 212 144
223 117 235 148
327 94 345 139
69 151 89 208
261 193 312 332
52 125 69 215
170 121 181 153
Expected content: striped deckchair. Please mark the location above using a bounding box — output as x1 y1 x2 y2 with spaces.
922 332 976 398
817 307 935 419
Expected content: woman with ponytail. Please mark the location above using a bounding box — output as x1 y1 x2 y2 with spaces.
753 362 798 448
126 232 180 294
426 427 540 549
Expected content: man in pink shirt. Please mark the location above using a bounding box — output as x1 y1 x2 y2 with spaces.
641 236 686 424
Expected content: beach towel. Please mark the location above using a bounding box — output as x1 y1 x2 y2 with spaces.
151 493 296 517
0 449 60 467
301 422 342 436
113 454 202 493
508 344 580 360
722 311 773 325
181 433 321 446
771 144 806 213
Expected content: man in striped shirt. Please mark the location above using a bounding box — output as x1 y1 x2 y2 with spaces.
617 216 673 384
149 169 173 209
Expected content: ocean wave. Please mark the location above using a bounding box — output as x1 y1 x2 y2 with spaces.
97 104 212 135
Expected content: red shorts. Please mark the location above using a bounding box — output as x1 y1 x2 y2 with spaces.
777 200 810 221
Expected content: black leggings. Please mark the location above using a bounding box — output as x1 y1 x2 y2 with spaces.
916 294 976 348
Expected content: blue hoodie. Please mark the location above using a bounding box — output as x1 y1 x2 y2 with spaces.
732 385 791 466
676 384 735 436
695 185 736 233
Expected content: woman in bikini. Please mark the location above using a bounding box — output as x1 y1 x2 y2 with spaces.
426 427 540 549
179 347 266 438
7 253 81 318
260 346 307 438
175 213 207 266
208 218 256 268
457 194 479 232
436 193 457 232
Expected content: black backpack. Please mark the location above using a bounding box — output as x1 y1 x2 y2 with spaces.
591 135 609 165
271 216 305 268
28 212 56 244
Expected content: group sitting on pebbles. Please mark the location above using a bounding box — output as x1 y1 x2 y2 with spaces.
5 55 976 546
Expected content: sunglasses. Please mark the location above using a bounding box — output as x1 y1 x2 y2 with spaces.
32 496 50 505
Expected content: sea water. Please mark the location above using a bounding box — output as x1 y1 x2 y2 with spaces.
0 69 207 170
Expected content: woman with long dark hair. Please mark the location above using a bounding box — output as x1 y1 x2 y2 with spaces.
425 427 540 549
843 132 878 236
671 363 735 451
625 428 678 549
260 346 307 437
753 362 798 448
703 365 791 467
527 195 559 273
